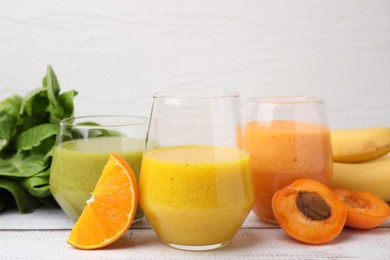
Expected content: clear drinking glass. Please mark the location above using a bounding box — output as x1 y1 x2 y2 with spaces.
244 96 333 223
50 115 148 222
139 90 254 251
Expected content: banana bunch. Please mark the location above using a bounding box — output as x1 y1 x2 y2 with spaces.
331 127 390 202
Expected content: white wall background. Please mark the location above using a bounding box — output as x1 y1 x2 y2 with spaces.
0 0 389 129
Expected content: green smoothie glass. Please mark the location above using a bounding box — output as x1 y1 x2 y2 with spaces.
50 115 147 222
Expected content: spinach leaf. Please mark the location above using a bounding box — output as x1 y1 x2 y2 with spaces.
43 66 73 125
16 123 58 151
0 152 48 178
0 96 22 152
0 65 77 213
0 178 40 213
0 111 17 152
20 174 51 198
0 95 22 117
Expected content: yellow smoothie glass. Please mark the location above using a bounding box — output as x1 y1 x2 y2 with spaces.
139 90 254 251
49 115 147 222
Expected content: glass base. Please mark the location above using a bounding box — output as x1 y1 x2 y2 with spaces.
132 209 144 223
260 217 278 225
252 210 279 224
166 241 230 251
132 216 143 224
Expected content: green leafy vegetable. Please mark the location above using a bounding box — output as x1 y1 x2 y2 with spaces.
0 66 77 213
0 178 40 213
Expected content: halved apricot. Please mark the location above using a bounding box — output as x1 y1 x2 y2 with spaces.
333 188 390 229
272 178 347 245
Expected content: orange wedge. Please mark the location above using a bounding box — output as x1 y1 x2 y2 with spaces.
67 153 138 250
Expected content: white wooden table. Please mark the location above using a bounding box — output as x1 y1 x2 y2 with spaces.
1 207 389 259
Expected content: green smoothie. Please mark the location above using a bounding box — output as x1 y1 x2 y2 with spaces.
50 136 144 222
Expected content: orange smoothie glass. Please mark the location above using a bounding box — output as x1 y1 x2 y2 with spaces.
139 90 254 251
245 97 333 223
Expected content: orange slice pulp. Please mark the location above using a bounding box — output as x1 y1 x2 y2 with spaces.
67 153 139 249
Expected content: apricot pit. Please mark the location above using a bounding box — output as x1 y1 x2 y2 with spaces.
296 191 331 221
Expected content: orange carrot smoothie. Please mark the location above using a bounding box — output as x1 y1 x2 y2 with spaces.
245 120 333 223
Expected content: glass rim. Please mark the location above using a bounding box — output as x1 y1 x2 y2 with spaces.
60 115 149 128
153 90 240 99
248 96 324 104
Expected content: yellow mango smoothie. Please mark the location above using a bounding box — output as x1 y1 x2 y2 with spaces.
50 136 144 221
139 145 254 247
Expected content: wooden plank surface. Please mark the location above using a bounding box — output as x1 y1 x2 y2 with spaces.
1 208 389 259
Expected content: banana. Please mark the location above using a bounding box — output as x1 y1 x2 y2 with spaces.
332 156 390 202
331 127 390 163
